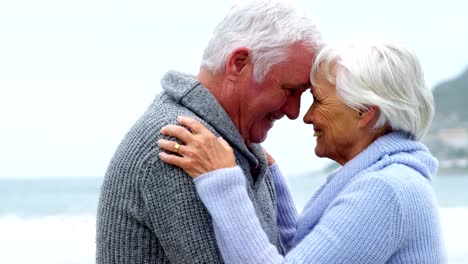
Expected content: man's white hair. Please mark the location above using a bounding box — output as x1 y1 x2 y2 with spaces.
311 41 434 140
201 0 322 82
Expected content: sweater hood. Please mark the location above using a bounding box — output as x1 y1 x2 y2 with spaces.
370 131 438 179
338 131 438 182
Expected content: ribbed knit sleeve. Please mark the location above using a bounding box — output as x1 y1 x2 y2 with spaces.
194 167 284 264
194 167 411 264
269 164 297 251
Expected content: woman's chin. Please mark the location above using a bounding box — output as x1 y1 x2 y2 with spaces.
315 142 334 160
314 147 325 159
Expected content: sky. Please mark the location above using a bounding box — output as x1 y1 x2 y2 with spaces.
0 0 467 178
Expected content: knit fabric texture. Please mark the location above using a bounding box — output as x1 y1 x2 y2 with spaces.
194 131 447 263
96 71 283 263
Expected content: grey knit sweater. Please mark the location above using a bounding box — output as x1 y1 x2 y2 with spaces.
96 71 283 263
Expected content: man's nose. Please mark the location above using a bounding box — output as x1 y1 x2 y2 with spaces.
282 92 302 120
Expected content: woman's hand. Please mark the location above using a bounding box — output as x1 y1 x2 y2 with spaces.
158 116 236 178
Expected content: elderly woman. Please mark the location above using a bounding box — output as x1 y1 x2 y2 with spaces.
157 42 446 263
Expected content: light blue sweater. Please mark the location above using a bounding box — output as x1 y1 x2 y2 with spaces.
194 131 446 263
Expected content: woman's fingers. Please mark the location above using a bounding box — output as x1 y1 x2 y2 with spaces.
217 137 232 151
158 117 237 178
160 124 193 143
176 116 211 135
158 139 185 155
158 151 188 170
160 116 213 143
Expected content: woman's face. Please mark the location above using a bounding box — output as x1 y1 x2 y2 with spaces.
303 65 362 165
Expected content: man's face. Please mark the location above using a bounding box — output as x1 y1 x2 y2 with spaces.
238 44 314 144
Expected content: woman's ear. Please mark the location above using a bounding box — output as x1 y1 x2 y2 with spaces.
358 106 379 128
225 47 251 81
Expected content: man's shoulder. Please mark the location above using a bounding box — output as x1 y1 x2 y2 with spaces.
103 96 186 170
105 95 211 181
125 93 196 139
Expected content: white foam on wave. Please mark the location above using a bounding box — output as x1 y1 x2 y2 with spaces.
439 207 468 264
0 208 466 264
0 214 96 264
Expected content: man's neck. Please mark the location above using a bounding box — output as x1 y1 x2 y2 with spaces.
197 69 244 138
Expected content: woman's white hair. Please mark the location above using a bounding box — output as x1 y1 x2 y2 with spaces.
311 41 434 140
201 0 322 82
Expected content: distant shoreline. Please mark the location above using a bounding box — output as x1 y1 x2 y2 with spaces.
437 167 468 176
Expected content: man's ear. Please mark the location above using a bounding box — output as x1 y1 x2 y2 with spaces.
358 106 379 128
225 47 251 81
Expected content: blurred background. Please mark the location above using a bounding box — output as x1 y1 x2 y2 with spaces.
0 0 467 263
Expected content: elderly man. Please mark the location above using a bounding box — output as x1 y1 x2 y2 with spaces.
96 1 322 263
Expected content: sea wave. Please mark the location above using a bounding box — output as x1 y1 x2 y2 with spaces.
0 208 466 264
0 214 96 264
439 207 468 264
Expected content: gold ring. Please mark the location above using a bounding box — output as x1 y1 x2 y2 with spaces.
173 143 181 153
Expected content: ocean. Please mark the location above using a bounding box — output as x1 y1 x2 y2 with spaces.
0 174 467 264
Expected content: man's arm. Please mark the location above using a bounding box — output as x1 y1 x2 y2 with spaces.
140 159 224 263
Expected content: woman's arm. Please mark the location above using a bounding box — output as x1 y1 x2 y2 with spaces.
193 166 284 263
262 148 298 250
158 116 403 263
157 116 287 262
194 169 404 264
269 164 298 251
158 116 298 250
